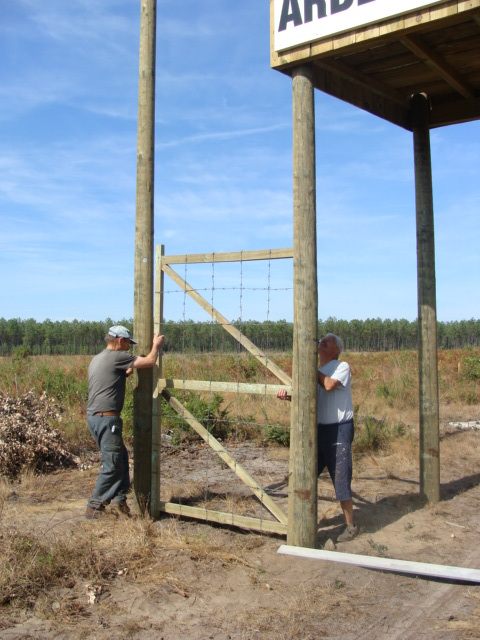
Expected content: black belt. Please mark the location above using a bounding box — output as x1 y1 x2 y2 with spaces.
94 411 120 417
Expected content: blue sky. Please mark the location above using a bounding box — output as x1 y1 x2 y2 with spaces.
1 0 478 324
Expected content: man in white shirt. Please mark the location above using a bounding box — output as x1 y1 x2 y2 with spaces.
277 332 357 542
316 333 356 541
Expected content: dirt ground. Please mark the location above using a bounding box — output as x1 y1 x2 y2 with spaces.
2 422 480 640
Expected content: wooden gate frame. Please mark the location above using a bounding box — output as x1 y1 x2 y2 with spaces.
152 245 293 534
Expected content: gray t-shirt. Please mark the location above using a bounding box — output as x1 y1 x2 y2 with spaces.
87 349 137 414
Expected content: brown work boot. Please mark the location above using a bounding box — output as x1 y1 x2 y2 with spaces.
337 524 358 542
110 501 131 518
85 506 106 520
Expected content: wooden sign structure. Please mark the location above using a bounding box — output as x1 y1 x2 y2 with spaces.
270 0 480 548
271 0 480 129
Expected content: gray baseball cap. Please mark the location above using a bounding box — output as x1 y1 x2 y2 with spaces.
108 325 137 344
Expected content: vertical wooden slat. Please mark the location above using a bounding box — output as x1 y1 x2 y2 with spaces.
288 65 318 548
133 0 156 513
151 244 164 518
411 93 440 503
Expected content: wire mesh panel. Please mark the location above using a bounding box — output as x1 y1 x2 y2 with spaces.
153 246 294 534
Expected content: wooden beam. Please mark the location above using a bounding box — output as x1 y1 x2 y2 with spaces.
316 58 409 108
400 34 476 99
278 545 480 583
163 247 294 265
161 389 288 525
158 378 292 396
159 502 287 535
162 263 292 386
430 96 480 127
151 244 164 518
312 66 412 130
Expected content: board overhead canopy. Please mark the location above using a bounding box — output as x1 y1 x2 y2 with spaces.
274 0 447 51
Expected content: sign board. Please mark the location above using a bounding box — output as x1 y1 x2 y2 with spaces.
274 0 446 52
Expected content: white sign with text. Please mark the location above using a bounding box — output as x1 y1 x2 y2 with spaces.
274 0 446 52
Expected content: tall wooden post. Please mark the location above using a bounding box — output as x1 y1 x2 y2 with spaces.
133 0 157 512
411 93 440 503
287 65 318 548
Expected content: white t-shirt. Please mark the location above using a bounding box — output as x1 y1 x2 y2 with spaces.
317 359 353 425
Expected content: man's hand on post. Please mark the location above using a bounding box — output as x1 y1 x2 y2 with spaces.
153 333 165 350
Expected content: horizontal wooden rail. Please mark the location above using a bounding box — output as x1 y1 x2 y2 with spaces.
159 502 287 535
158 378 291 396
163 247 293 265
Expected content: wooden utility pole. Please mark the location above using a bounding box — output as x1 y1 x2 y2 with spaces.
133 0 157 513
287 65 318 548
411 93 440 503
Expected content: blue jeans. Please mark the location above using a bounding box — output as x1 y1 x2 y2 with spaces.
87 415 130 509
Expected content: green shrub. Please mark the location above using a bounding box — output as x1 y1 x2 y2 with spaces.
354 415 411 455
266 424 290 447
12 345 32 360
37 364 88 405
161 391 230 444
459 388 478 405
354 415 390 453
460 356 480 381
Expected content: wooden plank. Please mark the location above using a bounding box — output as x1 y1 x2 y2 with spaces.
400 34 475 97
379 13 405 37
430 95 480 126
151 244 164 518
163 247 293 265
403 3 451 30
316 58 409 107
312 66 412 130
348 41 413 69
354 21 380 45
353 46 423 75
429 1 460 22
161 389 288 525
278 545 480 583
161 263 292 386
160 502 287 535
158 378 292 396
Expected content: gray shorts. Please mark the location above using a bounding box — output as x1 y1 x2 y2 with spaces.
317 420 354 502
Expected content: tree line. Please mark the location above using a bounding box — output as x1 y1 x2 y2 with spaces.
1 317 479 356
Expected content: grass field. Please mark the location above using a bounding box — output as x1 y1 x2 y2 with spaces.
0 349 479 638
1 348 478 453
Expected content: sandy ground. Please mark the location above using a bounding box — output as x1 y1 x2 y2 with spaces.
1 423 480 640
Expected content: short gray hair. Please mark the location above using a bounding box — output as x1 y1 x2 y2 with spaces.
325 333 344 354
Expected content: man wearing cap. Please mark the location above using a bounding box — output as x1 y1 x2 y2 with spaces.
277 333 357 542
85 325 164 519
